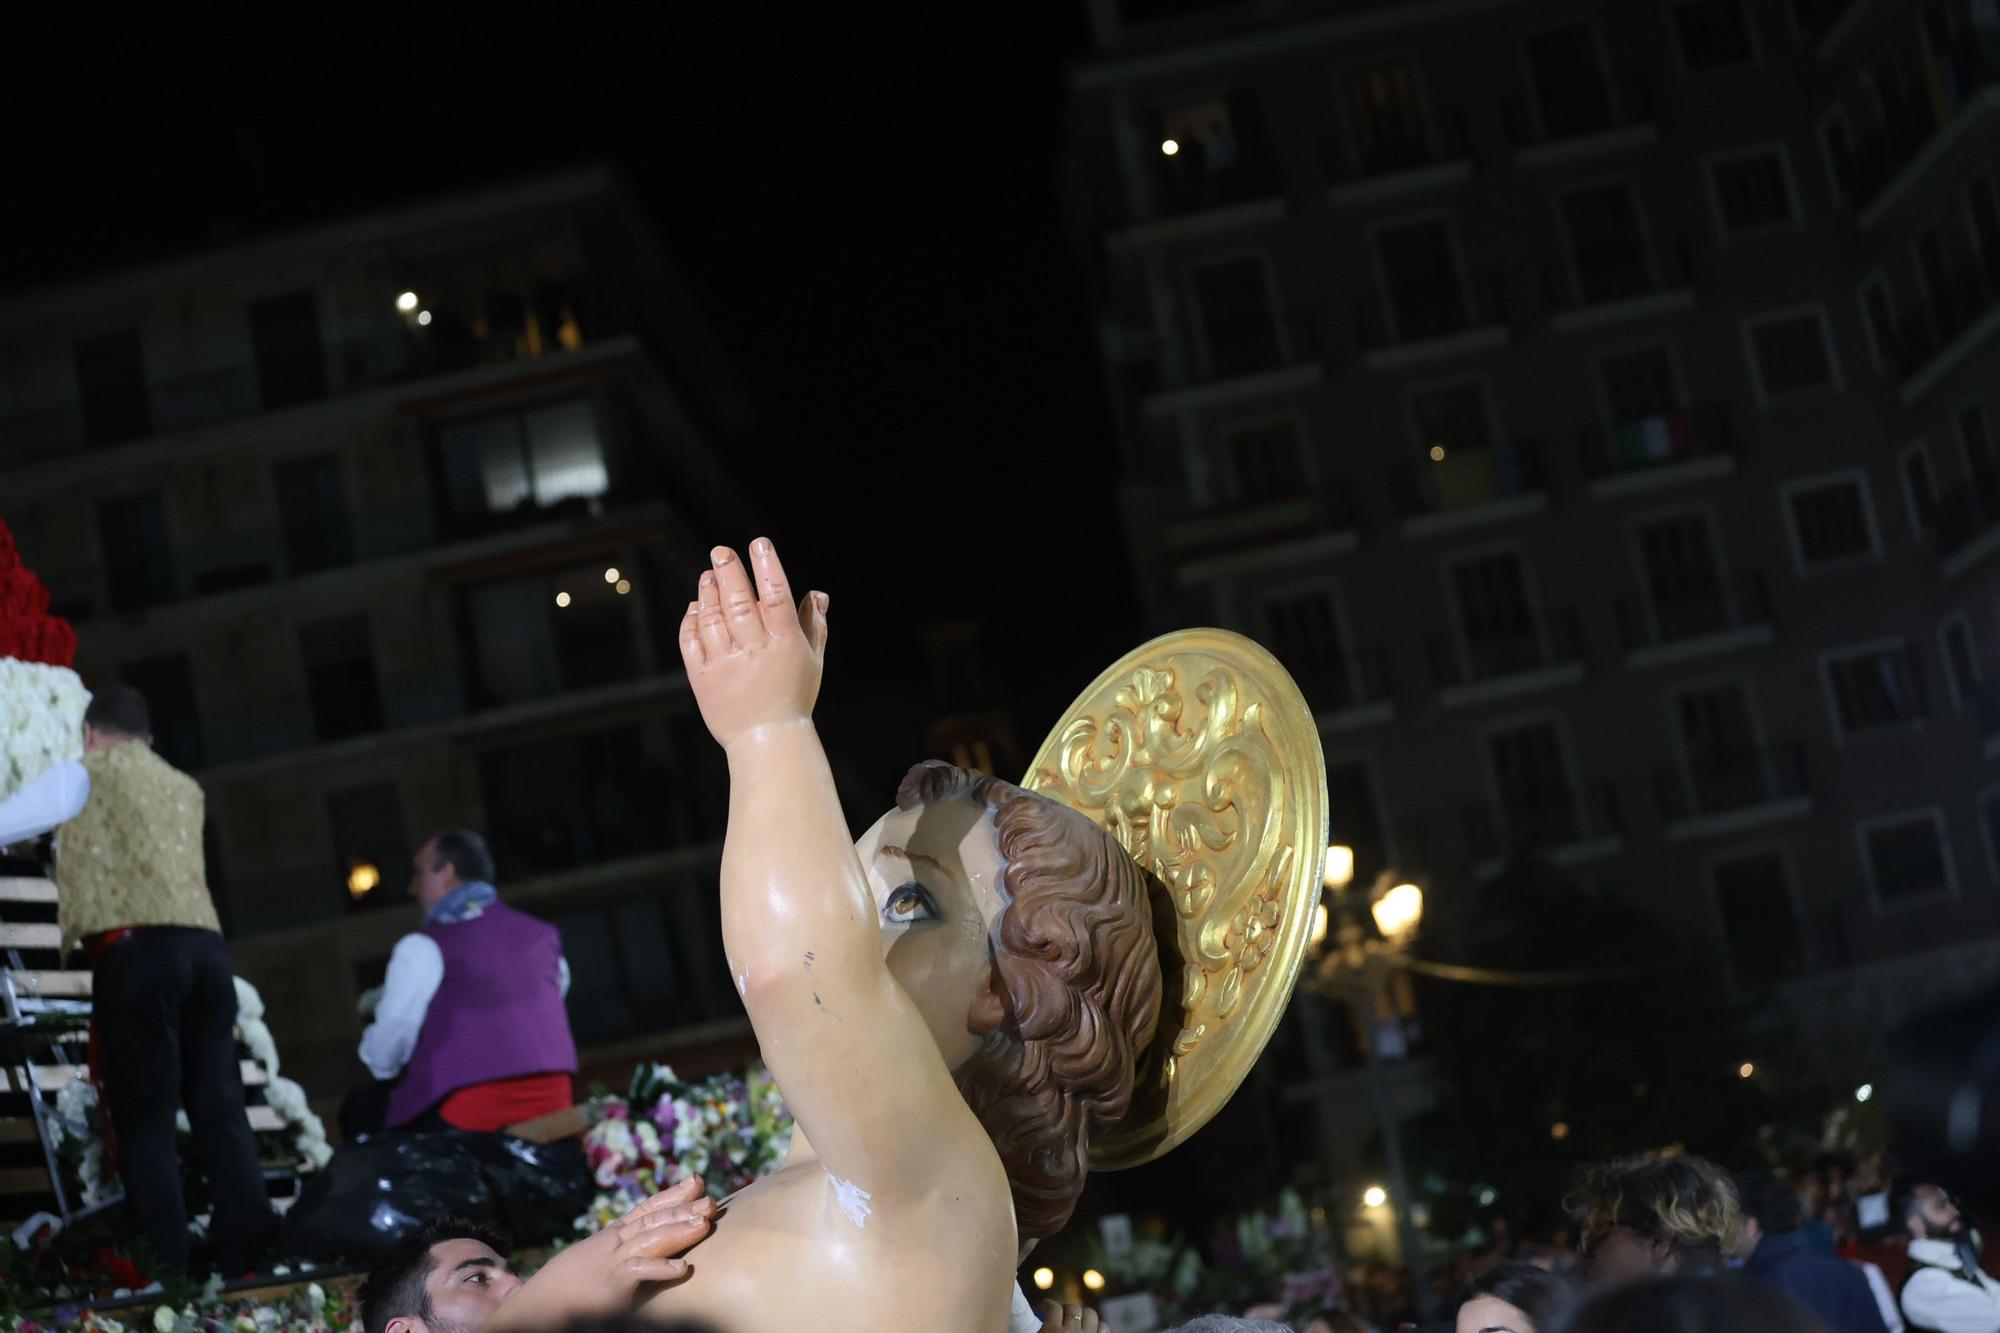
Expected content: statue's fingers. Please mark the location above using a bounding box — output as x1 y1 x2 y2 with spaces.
624 1173 706 1221
696 570 732 657
710 546 766 647
622 1254 691 1285
677 602 704 669
797 591 829 657
625 1214 712 1259
750 539 801 641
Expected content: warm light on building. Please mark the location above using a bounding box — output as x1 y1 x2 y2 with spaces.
1082 1269 1106 1292
1310 902 1329 947
396 291 419 312
1429 444 1447 461
555 591 571 608
1372 882 1424 939
347 862 380 899
1738 1062 1756 1079
1856 1083 1874 1102
1032 1267 1055 1291
417 309 433 326
1550 1122 1571 1141
1324 844 1354 890
1161 138 1180 156
615 579 632 595
604 567 621 583
1363 1185 1388 1208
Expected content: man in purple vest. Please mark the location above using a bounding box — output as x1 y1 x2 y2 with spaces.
357 830 578 1133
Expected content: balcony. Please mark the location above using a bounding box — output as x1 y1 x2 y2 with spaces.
1848 38 1999 225
1936 471 2000 577
1317 108 1474 207
1293 646 1398 733
1578 402 1735 497
1654 740 1812 841
1391 438 1547 536
1464 779 1622 872
1504 76 1657 169
1134 118 1285 237
1143 309 1324 417
1888 256 2000 403
1427 606 1585 707
1540 233 1697 334
1615 570 1773 669
1352 271 1510 371
1168 479 1360 581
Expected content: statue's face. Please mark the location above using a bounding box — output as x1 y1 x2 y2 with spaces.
854 796 1008 1068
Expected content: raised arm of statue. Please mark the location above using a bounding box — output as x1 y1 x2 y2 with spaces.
676 541 994 1202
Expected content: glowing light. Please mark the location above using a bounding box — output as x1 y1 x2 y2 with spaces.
347 862 380 899
1324 844 1354 890
1310 903 1329 947
1429 444 1447 461
417 310 433 326
1032 1268 1055 1291
616 579 632 595
1550 1122 1571 1141
1161 138 1180 156
1856 1083 1874 1103
1738 1062 1756 1079
1372 882 1424 939
555 591 571 608
1363 1185 1388 1209
604 567 621 584
1082 1269 1106 1292
396 291 419 312
1477 1188 1497 1207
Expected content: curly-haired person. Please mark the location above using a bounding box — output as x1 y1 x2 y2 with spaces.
1567 1154 1747 1286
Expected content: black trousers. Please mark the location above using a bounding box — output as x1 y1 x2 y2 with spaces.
94 926 276 1276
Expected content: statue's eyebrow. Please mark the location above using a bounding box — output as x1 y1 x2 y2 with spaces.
878 844 958 884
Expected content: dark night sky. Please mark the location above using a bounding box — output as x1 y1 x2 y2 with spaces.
7 15 1144 782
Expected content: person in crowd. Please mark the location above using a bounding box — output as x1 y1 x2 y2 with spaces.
1037 1305 1100 1330
1457 1261 1575 1332
1895 1181 2000 1332
0 684 275 1279
356 830 578 1133
1567 1154 1745 1284
359 1177 713 1333
1554 1275 1830 1332
1736 1170 1890 1332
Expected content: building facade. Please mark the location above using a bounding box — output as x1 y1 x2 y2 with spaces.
1067 0 2000 1201
0 169 767 1095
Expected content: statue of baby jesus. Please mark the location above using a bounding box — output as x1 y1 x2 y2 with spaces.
618 539 1166 1332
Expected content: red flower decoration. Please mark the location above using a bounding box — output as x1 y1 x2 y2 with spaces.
0 518 77 668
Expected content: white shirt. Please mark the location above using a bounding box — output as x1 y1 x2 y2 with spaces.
1862 1260 1907 1333
1903 1238 2000 1333
0 760 91 848
358 931 571 1081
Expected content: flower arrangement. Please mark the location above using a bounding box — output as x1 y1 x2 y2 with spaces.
575 1063 792 1233
1197 1189 1343 1319
0 519 84 811
1 1277 363 1332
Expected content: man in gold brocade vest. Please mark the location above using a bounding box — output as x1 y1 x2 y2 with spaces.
0 685 275 1279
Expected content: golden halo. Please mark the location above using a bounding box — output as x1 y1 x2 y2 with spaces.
1023 628 1328 1169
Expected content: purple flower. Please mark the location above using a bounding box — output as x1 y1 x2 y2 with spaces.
603 1102 629 1121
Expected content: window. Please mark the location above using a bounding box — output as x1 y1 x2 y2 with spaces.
98 493 177 612
1218 420 1309 506
1785 475 1877 567
1523 23 1614 139
1599 345 1682 422
1968 174 2000 284
1863 812 1952 905
1711 850 1805 989
120 654 203 772
440 399 611 518
1673 0 1758 71
1326 759 1390 889
248 290 328 410
1676 682 1764 811
1190 258 1282 376
1638 512 1729 639
465 561 642 707
1916 230 1953 338
275 454 353 575
1486 720 1579 846
1820 110 1858 204
1861 278 1899 372
1746 309 1839 400
1982 788 2000 883
1825 644 1926 734
1708 150 1796 234
1902 443 1940 534
1958 401 1997 498
1941 615 1981 711
329 783 408 912
74 329 152 447
1410 380 1496 455
300 614 384 741
1344 58 1430 173
1377 219 1467 340
1451 551 1540 677
1261 588 1350 703
1560 182 1652 303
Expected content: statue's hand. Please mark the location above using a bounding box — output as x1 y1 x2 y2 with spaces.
676 539 830 748
482 1175 715 1332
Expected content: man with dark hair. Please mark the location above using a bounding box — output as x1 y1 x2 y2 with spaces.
1568 1153 1745 1284
355 829 577 1133
0 683 276 1279
1895 1181 2000 1331
1737 1170 1889 1332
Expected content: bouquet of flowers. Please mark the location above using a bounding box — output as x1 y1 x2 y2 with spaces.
0 519 85 812
575 1063 792 1234
1200 1189 1342 1318
1 1279 363 1332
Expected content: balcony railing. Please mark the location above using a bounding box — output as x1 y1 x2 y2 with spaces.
1154 309 1322 394
1616 569 1771 652
1391 438 1546 519
1843 38 1998 210
1653 740 1810 826
1145 127 1283 219
1318 106 1471 187
1353 271 1509 351
1427 604 1583 689
1503 75 1654 150
1977 676 2000 740
1540 232 1694 313
1464 778 1621 863
1935 470 2000 562
1887 257 2000 387
1163 477 1359 558
1579 401 1733 481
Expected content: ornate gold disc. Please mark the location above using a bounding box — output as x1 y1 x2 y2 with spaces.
1023 628 1328 1169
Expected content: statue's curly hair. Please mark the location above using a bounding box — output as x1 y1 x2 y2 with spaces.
1566 1153 1746 1271
897 760 1164 1242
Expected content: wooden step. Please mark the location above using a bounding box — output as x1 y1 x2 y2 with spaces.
0 1164 50 1194
0 1119 40 1144
1 1061 268 1093
6 971 89 998
0 879 57 904
0 923 61 950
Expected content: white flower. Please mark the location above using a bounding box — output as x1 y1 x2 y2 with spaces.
154 1306 178 1333
306 1282 326 1307
0 660 88 806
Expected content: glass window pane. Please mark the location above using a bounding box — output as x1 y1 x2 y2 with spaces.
526 401 609 506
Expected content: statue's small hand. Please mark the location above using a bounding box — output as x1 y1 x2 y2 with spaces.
1039 1300 1101 1330
677 538 829 749
482 1175 715 1332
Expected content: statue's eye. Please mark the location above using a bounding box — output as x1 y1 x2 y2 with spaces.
883 883 939 925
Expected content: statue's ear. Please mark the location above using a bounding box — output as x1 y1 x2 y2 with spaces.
967 966 1007 1036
